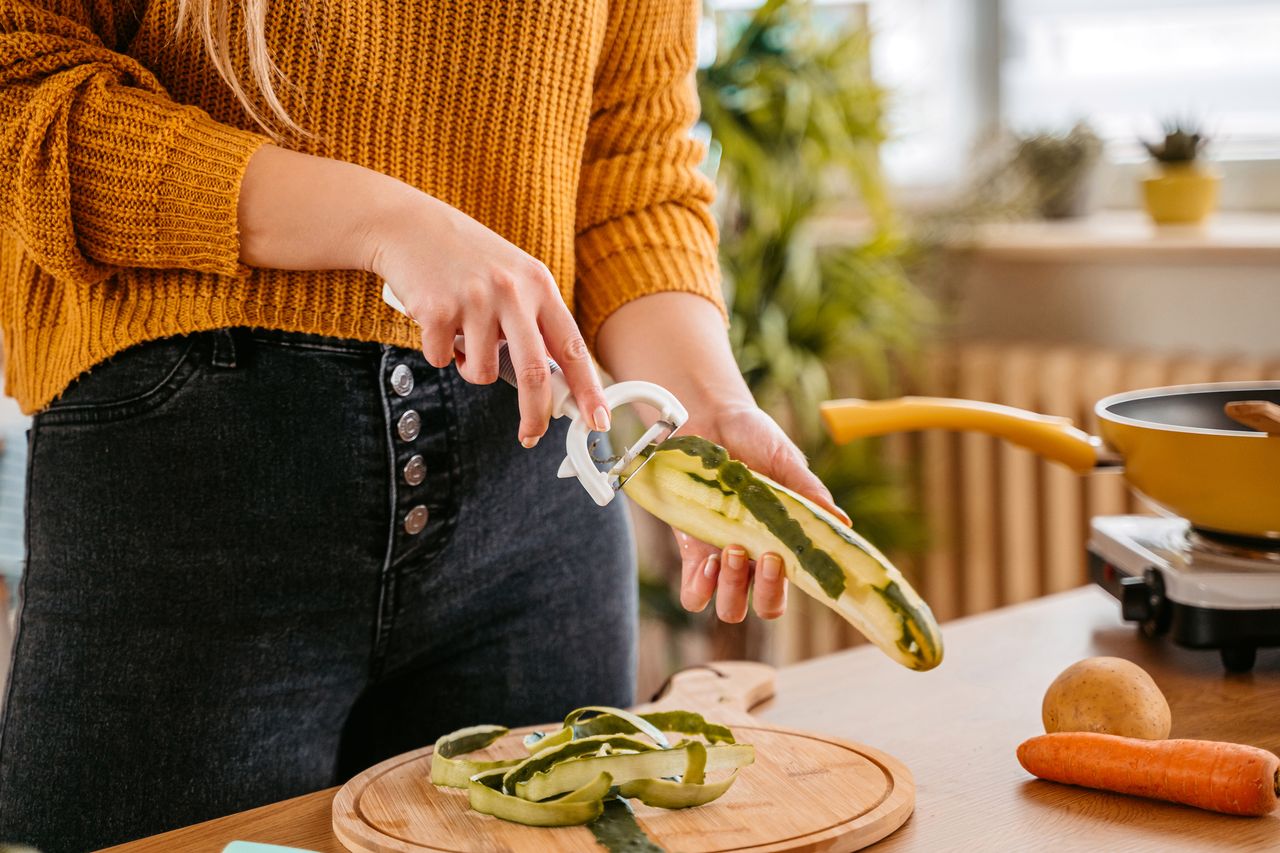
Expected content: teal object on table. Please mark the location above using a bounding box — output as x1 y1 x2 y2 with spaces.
222 843 320 853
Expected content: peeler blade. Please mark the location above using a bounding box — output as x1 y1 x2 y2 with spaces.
609 418 679 489
558 379 687 506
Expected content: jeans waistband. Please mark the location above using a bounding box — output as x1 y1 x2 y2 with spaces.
239 328 385 356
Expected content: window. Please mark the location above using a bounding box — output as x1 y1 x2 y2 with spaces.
709 0 1280 209
867 0 997 190
868 0 1280 206
1002 0 1280 162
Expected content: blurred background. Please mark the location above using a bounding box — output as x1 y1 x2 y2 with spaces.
1 0 1279 697
630 0 1280 696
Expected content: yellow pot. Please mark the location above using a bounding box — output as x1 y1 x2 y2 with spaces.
820 382 1280 539
1142 165 1219 224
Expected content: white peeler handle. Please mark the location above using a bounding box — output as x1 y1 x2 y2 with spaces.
558 381 687 506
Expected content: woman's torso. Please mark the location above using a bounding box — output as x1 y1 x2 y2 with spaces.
2 0 611 411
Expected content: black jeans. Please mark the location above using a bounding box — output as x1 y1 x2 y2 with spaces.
0 329 636 852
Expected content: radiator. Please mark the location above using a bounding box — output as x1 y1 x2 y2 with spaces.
764 343 1280 666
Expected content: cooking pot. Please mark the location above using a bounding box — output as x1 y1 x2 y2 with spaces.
820 381 1280 540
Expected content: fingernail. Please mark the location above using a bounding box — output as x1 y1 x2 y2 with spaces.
760 554 782 582
593 405 611 432
725 547 746 574
703 554 720 578
520 435 539 449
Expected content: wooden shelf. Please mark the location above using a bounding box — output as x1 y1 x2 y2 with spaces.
946 210 1280 264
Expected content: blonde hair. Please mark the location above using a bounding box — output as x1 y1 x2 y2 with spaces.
176 0 303 139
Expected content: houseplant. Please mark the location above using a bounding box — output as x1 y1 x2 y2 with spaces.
1012 122 1102 219
697 0 928 549
1141 120 1218 224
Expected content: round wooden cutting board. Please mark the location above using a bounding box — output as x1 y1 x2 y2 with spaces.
333 662 914 853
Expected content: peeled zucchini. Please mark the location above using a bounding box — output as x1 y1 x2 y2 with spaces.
621 436 943 671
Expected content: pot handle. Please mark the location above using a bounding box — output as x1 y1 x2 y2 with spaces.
820 397 1100 474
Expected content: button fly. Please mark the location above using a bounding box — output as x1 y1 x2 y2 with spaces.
397 410 422 442
404 454 427 486
390 364 414 397
404 505 429 535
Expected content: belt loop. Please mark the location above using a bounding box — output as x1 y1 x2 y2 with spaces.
210 328 239 369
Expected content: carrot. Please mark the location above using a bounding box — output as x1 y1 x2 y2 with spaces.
1017 732 1280 817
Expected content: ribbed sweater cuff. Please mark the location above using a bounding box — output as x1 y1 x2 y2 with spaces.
72 86 271 277
575 206 726 350
153 109 272 276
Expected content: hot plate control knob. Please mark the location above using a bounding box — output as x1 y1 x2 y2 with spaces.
1140 568 1171 638
1120 575 1152 622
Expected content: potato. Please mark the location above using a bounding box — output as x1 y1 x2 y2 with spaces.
1042 656 1171 739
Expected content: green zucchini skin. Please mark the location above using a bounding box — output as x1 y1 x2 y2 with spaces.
468 767 610 826
622 436 943 671
433 705 753 829
430 724 519 788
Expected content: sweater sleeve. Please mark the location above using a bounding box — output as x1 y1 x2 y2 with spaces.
0 0 270 286
573 0 726 351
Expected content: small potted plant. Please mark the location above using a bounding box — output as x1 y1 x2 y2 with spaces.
1013 122 1103 219
1141 120 1218 225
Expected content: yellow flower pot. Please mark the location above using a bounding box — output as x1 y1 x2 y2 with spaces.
1141 165 1219 225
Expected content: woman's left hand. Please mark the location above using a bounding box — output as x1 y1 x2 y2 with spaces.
594 291 850 625
672 404 851 623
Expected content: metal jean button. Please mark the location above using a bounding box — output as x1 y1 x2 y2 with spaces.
390 364 414 397
397 410 421 442
404 454 427 486
404 505 429 535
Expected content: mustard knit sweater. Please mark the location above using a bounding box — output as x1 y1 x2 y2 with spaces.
0 0 723 413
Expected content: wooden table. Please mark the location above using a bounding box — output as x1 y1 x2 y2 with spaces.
104 587 1280 852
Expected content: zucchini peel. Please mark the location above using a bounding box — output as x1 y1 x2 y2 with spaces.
524 707 733 753
430 705 753 829
513 740 754 803
430 724 521 788
618 740 741 809
621 435 944 671
469 768 612 826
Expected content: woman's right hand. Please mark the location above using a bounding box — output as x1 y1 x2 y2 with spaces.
366 192 610 447
237 144 609 447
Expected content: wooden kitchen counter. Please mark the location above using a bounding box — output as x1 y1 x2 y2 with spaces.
104 587 1280 852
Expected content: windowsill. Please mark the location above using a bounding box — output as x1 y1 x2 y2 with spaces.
943 210 1280 264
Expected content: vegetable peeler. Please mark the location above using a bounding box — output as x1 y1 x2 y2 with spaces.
381 283 687 506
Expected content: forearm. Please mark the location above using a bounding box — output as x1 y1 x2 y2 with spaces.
238 145 611 440
594 292 752 423
237 144 417 272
